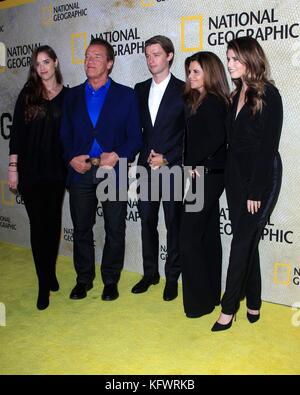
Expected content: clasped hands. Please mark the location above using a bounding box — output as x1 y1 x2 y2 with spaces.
147 149 166 170
70 152 119 174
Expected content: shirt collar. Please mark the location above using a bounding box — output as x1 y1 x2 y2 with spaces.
85 78 111 97
151 73 171 90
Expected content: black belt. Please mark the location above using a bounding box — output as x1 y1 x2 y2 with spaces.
204 167 224 175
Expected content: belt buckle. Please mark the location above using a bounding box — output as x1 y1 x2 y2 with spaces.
90 157 100 166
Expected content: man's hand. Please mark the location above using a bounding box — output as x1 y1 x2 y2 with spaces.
148 149 165 169
100 152 119 169
69 155 91 174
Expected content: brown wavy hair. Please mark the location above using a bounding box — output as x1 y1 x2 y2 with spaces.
227 36 273 115
24 45 62 122
184 51 230 114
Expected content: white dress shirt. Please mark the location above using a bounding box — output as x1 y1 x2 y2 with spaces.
148 73 171 126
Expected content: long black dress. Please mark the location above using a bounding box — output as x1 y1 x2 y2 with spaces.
9 87 67 295
221 82 283 314
180 94 227 318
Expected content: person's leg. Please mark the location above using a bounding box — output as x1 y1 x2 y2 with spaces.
137 199 161 279
69 172 97 285
100 199 127 285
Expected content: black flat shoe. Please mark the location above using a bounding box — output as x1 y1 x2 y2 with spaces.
70 282 93 300
163 282 178 301
247 311 260 323
102 284 119 301
211 314 236 332
131 275 160 294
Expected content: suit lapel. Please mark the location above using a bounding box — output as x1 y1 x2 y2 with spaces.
140 79 153 129
79 82 95 129
153 75 174 129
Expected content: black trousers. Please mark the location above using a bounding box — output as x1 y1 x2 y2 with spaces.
180 173 224 317
221 153 282 314
137 173 182 282
22 181 65 292
69 169 127 285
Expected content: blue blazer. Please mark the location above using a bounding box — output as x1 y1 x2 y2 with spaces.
60 79 142 185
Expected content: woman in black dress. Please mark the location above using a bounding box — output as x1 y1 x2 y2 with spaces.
180 52 230 318
8 45 67 310
212 37 283 331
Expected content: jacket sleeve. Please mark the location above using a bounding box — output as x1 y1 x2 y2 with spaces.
9 90 25 155
60 90 75 165
246 87 283 201
114 91 142 162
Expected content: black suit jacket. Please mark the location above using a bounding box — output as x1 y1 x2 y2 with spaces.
134 74 185 167
184 94 227 169
226 82 283 200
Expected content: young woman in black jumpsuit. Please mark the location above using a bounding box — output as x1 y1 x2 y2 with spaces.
212 37 283 331
8 46 67 310
180 52 230 318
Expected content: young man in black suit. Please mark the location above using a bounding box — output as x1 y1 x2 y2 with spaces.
132 35 185 301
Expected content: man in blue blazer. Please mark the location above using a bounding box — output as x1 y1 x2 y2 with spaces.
60 38 142 301
132 35 185 300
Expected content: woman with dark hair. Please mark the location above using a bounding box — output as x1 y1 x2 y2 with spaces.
212 37 283 331
8 45 67 310
180 51 230 318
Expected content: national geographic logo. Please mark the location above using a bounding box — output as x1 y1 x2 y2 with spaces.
41 2 87 27
180 15 203 52
220 208 293 244
127 199 139 222
1 112 12 139
71 28 144 63
6 42 40 69
141 0 168 6
160 244 167 261
208 8 300 46
0 0 35 10
63 227 73 243
0 215 16 230
273 263 300 287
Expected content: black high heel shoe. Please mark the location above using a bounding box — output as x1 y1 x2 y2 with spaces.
247 311 260 323
211 314 236 332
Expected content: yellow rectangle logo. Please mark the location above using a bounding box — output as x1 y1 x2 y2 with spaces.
0 0 36 10
40 4 53 27
71 32 87 65
0 42 6 71
141 0 155 6
181 15 203 52
273 262 291 285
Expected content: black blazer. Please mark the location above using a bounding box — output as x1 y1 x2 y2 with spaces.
134 74 185 167
226 82 283 200
184 94 227 169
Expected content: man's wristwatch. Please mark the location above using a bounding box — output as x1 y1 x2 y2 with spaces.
162 158 169 166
